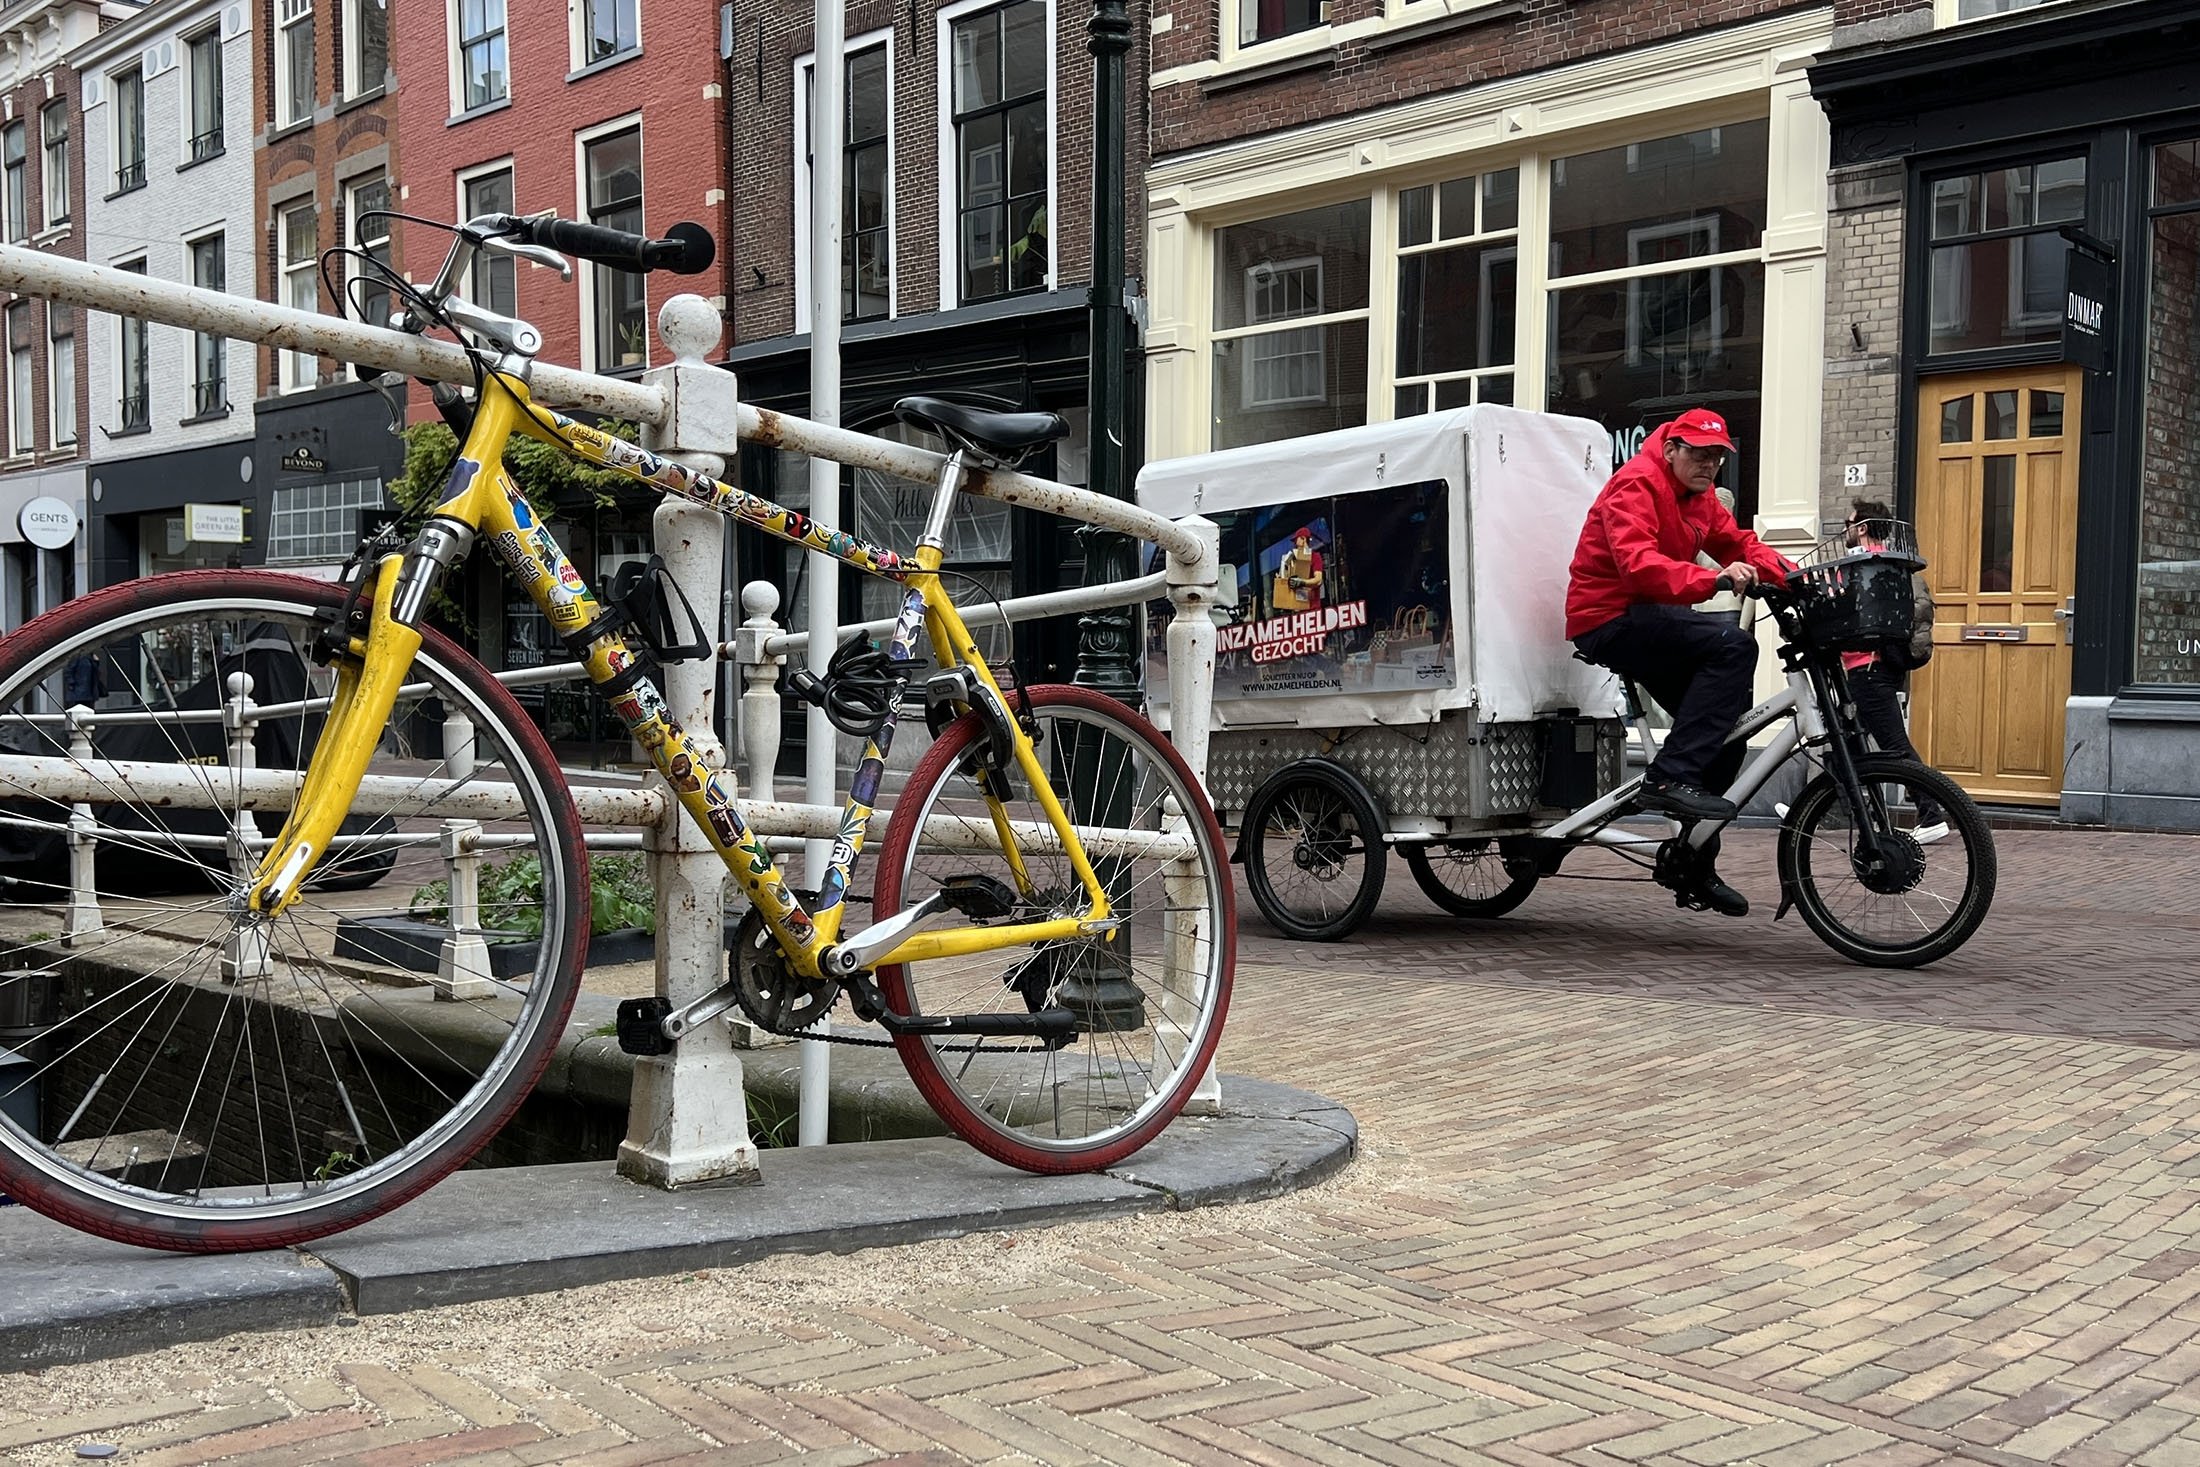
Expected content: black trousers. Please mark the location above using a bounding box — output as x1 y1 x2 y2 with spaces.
1574 603 1758 792
1848 662 1918 761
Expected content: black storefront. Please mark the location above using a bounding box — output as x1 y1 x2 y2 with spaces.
724 289 1141 769
1812 0 2200 828
89 436 260 589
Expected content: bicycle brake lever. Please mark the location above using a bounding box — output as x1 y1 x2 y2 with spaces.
482 234 573 282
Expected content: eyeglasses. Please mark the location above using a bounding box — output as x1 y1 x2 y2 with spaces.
1674 444 1729 465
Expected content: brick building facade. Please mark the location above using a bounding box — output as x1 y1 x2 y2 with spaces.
1810 0 2200 828
0 0 112 629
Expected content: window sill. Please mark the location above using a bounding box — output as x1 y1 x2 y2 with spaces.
1364 0 1523 51
567 46 642 84
447 96 513 128
31 223 70 246
1200 43 1336 95
179 405 232 427
103 181 147 203
105 423 152 440
267 118 318 146
335 85 387 116
176 146 226 174
2109 692 2200 720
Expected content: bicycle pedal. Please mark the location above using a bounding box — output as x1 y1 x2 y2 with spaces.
615 996 675 1056
938 872 1020 921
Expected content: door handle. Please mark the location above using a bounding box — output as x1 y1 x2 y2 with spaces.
2055 596 2075 645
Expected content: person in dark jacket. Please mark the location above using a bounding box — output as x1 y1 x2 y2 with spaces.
1842 500 1947 836
1566 408 1792 916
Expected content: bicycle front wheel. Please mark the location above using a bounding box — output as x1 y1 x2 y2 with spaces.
1776 754 1995 968
873 685 1234 1173
0 571 587 1251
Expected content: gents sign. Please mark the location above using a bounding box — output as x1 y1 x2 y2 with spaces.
17 496 77 549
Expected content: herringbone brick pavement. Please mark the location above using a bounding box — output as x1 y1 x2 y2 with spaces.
1 828 2196 1466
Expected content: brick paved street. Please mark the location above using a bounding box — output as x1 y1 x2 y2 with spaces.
3 827 2199 1466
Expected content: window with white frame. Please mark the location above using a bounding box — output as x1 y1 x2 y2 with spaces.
2 124 24 243
347 174 393 328
277 0 314 128
461 164 516 315
1238 0 1327 48
267 477 386 562
116 259 149 430
1211 199 1370 450
1925 156 2087 354
459 0 509 112
579 0 638 66
582 124 645 370
47 309 72 446
799 42 891 324
948 0 1047 304
112 66 145 194
345 0 390 97
1947 0 2060 18
280 202 319 390
1394 168 1519 415
190 233 226 416
186 28 223 160
41 102 68 225
7 304 30 454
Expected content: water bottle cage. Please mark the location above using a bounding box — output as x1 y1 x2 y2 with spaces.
785 633 906 739
586 555 713 665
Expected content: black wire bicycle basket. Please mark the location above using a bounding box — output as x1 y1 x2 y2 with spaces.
1788 521 1924 652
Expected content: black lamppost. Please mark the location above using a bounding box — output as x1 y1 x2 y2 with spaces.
1072 0 1137 704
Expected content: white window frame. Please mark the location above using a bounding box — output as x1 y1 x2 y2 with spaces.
110 64 145 195
276 0 314 129
1240 256 1327 409
40 101 68 226
346 172 393 327
7 307 31 456
184 26 223 163
575 113 645 372
279 202 320 392
1933 0 2062 25
3 122 25 243
114 258 150 431
344 0 390 98
793 29 896 333
47 309 72 447
571 0 642 71
1624 217 1722 367
456 158 518 313
935 0 1054 311
450 0 510 115
1219 0 1332 67
188 230 227 416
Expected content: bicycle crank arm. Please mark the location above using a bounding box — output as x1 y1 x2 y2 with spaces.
823 892 948 976
614 983 747 1056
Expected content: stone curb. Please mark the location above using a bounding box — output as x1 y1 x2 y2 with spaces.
0 1072 1354 1371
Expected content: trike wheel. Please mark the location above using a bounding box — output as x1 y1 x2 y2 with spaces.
1776 755 1995 968
1402 839 1538 918
1241 760 1385 942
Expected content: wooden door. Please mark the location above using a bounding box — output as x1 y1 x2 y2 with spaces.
1909 367 2081 806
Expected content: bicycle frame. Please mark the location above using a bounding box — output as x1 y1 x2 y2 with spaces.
247 373 1114 981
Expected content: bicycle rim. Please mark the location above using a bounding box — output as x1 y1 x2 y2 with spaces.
1780 755 1995 967
0 572 586 1251
873 685 1234 1172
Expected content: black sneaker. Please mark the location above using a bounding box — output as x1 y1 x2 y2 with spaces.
1693 871 1750 918
1637 777 1739 824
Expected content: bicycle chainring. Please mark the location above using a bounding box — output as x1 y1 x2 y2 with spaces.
729 902 841 1034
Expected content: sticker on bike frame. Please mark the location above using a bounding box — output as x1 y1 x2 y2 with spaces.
811 588 930 918
546 411 910 581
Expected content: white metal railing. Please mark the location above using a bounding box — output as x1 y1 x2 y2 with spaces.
0 242 1225 1182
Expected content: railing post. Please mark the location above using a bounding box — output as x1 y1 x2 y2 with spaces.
434 710 494 1001
617 294 760 1189
1163 516 1222 1114
219 673 271 982
727 580 790 1051
62 704 102 946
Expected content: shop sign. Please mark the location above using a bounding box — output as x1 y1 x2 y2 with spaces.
185 502 247 544
17 496 77 549
2062 247 2113 371
279 446 328 474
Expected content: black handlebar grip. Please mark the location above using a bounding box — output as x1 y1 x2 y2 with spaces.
510 216 718 276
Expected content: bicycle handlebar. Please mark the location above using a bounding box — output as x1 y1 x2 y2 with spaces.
493 215 717 276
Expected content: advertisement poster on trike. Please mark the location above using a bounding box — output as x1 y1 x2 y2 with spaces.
1145 477 1456 699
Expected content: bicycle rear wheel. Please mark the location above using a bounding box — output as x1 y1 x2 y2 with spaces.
873 685 1234 1173
0 571 586 1252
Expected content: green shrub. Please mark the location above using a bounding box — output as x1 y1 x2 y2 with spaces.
411 852 655 940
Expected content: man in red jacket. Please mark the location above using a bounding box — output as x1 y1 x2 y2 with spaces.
1566 408 1792 916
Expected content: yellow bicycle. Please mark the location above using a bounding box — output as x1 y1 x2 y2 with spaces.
0 212 1233 1252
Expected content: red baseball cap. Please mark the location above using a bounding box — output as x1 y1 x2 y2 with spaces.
1668 408 1735 450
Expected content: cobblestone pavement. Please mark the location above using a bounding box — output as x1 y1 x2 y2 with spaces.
4 828 2199 1466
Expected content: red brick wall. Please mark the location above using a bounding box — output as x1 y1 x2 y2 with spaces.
0 53 90 467
252 0 400 398
727 0 1149 348
1152 0 1821 156
390 0 731 394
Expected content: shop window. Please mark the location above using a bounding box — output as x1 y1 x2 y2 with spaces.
2136 138 2200 686
798 41 892 325
1950 0 2060 18
1211 199 1370 450
268 477 386 563
1395 168 1518 416
1548 120 1767 280
1239 0 1326 47
1926 156 2086 355
582 123 645 370
461 165 517 315
948 0 1048 305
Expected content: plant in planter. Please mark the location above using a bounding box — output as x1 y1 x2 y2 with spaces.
410 852 656 940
